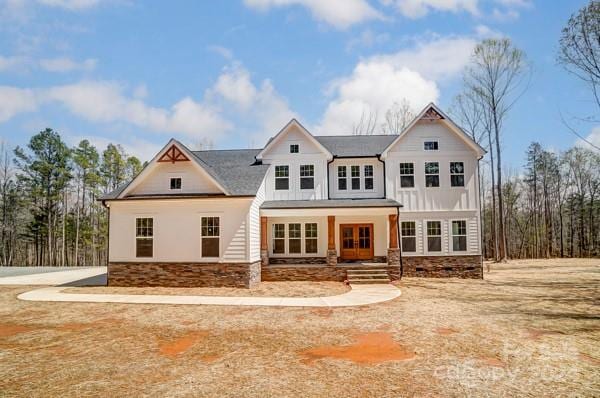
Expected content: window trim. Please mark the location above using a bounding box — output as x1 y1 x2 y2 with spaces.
169 176 182 190
399 162 415 189
451 219 468 252
288 223 302 254
270 222 319 256
424 161 440 188
450 161 465 188
200 215 221 259
363 165 374 191
272 223 286 255
337 165 347 191
425 220 443 254
304 222 318 254
135 217 154 258
299 164 315 190
423 140 439 151
400 220 417 253
274 165 289 191
350 165 361 190
290 143 299 154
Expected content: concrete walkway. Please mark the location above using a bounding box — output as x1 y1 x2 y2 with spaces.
17 283 400 307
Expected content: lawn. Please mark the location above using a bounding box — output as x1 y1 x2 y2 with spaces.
0 258 598 397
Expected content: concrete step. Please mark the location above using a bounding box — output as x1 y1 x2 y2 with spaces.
347 273 389 279
346 269 388 275
347 278 391 284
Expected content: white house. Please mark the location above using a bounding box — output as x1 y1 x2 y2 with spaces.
101 103 485 287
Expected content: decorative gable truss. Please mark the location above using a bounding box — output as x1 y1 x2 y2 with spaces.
158 144 190 163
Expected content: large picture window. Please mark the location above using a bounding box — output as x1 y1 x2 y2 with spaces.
425 162 440 187
273 224 285 254
351 165 360 190
450 162 465 187
401 221 416 252
452 220 467 251
201 217 220 257
300 164 314 190
288 223 301 254
399 163 414 188
427 221 442 252
275 165 289 190
337 166 347 190
135 217 153 257
305 223 318 254
364 165 374 190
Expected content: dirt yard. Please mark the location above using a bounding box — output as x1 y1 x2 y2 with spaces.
0 258 598 397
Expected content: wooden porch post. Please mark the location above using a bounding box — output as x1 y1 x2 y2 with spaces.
260 216 269 266
388 213 400 265
327 215 337 265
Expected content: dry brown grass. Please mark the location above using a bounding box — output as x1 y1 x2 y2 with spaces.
0 258 598 397
65 281 350 297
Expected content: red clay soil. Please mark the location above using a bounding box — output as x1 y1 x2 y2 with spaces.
299 332 416 366
435 327 459 336
0 323 35 338
478 356 505 368
579 353 600 366
525 328 563 340
158 331 208 358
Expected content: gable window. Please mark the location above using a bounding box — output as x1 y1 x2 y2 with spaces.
305 223 318 254
273 224 285 254
401 221 416 252
427 221 442 252
450 162 465 187
275 165 289 190
452 220 467 251
201 216 220 257
351 165 361 190
290 144 299 153
424 140 439 151
170 177 182 190
399 163 414 188
288 223 301 254
337 166 347 190
135 217 153 258
364 165 374 190
425 162 440 187
300 164 314 190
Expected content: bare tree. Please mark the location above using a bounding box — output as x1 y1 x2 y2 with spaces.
381 99 415 135
352 108 379 135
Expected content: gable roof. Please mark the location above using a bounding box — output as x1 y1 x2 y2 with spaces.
380 103 486 159
256 119 333 160
314 135 397 157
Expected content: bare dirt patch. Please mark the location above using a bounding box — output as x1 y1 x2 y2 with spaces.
158 331 208 358
0 323 35 338
435 327 459 335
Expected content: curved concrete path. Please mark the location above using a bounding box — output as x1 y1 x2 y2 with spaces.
18 283 401 307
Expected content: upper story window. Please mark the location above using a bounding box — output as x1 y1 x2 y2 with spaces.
135 217 153 258
450 162 465 187
399 163 414 188
401 221 416 252
364 165 374 190
351 165 360 190
337 166 347 190
452 220 467 251
201 216 220 257
424 140 439 151
427 221 442 252
300 164 314 190
275 165 289 190
170 177 182 190
290 144 299 153
425 162 440 187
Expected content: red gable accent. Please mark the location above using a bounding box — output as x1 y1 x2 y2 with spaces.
158 145 190 163
421 107 444 121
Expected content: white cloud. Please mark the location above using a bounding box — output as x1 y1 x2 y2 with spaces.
39 57 97 72
346 29 390 51
243 0 382 29
576 126 600 149
0 55 27 71
211 63 257 110
65 133 161 162
36 0 101 10
474 24 503 38
207 45 234 60
0 86 39 122
384 0 479 19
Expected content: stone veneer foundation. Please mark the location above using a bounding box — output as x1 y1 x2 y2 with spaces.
402 255 483 279
108 262 261 288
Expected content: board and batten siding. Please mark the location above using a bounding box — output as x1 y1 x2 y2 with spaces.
109 198 254 263
328 158 385 199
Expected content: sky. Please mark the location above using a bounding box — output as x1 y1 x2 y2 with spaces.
0 0 598 167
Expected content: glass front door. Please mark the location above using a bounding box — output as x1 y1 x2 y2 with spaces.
339 224 374 260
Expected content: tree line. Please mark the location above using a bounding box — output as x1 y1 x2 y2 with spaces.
0 129 142 266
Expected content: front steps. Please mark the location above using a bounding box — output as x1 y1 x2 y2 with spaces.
346 268 391 284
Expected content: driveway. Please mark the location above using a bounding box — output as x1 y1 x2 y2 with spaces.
0 266 107 286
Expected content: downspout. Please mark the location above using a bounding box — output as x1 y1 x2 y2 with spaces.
377 154 386 198
477 156 484 275
326 156 335 200
397 205 403 278
102 200 110 285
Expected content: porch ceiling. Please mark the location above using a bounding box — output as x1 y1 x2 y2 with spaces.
260 199 401 217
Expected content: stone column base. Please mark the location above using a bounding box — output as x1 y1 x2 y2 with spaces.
387 248 400 266
260 249 269 266
326 249 338 266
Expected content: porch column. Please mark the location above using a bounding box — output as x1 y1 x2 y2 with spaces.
388 213 400 266
260 216 269 266
327 215 337 266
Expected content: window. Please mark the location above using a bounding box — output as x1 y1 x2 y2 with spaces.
300 164 314 190
450 162 465 187
201 217 220 257
288 223 301 254
337 166 347 190
452 220 467 251
273 224 285 254
424 140 439 151
399 163 414 188
290 144 299 153
305 223 318 254
364 165 374 190
351 165 360 190
275 165 289 190
401 221 416 252
427 221 442 252
170 177 181 190
425 162 440 187
135 218 153 257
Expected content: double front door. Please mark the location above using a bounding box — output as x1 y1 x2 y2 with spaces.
339 224 374 260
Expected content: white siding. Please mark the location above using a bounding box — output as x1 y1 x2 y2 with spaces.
128 161 222 196
329 158 385 199
248 179 266 262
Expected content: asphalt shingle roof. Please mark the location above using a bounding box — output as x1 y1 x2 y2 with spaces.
314 135 398 157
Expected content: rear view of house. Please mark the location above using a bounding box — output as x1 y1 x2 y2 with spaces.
101 103 485 287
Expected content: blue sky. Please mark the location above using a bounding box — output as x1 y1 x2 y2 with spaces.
0 0 597 167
